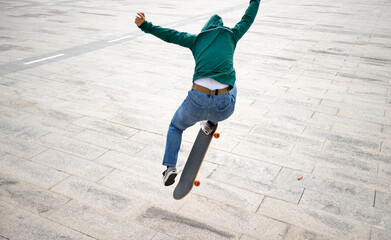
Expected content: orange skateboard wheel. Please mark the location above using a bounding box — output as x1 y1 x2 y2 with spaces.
214 133 220 138
194 180 201 187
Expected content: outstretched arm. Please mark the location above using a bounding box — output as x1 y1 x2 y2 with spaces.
135 12 196 49
232 0 261 42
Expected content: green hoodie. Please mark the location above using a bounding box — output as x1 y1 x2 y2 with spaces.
138 0 260 87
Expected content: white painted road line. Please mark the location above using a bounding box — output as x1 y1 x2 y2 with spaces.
107 35 133 43
23 53 65 65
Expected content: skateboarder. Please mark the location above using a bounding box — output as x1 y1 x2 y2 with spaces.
135 0 261 186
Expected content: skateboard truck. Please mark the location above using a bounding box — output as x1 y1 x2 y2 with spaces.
200 121 216 135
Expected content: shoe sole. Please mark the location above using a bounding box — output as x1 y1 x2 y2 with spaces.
164 172 177 186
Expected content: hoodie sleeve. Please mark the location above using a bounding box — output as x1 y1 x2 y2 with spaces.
231 0 260 42
138 21 197 49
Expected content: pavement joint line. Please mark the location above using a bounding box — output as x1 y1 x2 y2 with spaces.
107 35 134 43
23 53 65 65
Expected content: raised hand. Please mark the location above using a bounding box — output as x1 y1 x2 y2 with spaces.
134 12 145 26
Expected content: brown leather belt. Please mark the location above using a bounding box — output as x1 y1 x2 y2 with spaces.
192 84 229 95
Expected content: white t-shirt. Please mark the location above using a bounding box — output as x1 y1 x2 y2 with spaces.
194 78 229 90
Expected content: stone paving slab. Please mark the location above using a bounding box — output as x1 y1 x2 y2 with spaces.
32 149 113 182
0 174 69 216
258 197 371 240
284 225 338 240
1 154 67 189
0 0 391 239
136 205 239 240
0 201 94 240
48 200 157 240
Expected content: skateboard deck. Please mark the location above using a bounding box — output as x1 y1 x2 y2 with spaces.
173 122 219 200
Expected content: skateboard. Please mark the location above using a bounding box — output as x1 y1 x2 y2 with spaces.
173 121 220 200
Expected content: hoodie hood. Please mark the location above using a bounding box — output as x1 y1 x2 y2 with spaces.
201 14 223 31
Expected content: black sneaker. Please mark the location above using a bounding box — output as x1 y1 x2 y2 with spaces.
162 166 177 186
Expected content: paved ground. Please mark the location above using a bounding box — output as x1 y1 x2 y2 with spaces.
0 0 390 239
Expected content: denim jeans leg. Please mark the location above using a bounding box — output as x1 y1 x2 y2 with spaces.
162 122 183 167
162 94 200 167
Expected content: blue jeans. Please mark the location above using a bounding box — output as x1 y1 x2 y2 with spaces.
162 85 237 167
